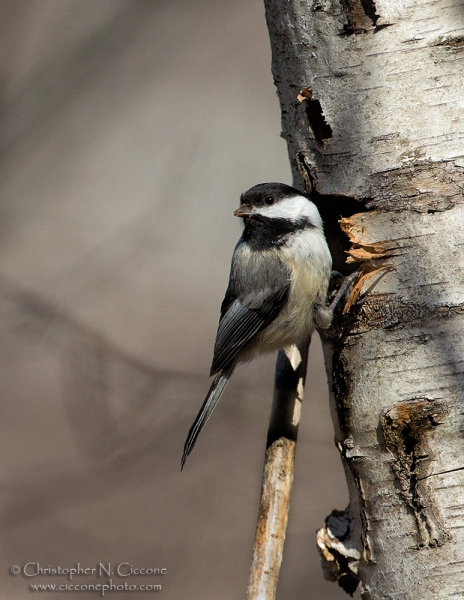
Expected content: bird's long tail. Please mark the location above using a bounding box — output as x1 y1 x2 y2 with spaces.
181 361 236 469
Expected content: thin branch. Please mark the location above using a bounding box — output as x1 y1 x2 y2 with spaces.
247 341 310 600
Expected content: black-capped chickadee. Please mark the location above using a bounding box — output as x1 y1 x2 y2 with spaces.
182 182 332 468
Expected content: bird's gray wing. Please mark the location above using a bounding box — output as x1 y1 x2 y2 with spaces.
210 244 290 375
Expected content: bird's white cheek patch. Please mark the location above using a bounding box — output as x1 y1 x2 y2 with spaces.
254 195 322 227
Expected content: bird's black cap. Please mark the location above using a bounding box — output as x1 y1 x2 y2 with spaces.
239 182 307 208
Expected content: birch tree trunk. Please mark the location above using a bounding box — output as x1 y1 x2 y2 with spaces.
264 0 464 597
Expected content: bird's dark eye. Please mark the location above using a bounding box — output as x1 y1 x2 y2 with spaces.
264 197 275 206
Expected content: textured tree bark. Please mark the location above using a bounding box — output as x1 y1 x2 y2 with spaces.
264 0 464 598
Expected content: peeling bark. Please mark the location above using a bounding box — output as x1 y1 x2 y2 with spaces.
264 0 464 597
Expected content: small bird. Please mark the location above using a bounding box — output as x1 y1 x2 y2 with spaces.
181 182 332 468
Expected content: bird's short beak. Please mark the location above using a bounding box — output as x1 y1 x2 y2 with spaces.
234 205 253 218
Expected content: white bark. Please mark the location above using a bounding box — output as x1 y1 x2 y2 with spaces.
264 0 464 597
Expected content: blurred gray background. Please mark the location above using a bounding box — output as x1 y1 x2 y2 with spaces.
0 1 356 598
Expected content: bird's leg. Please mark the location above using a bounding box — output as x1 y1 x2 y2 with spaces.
328 269 360 313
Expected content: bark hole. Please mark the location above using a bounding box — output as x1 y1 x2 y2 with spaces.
358 0 378 25
295 149 371 274
315 194 370 274
340 0 378 34
402 423 418 456
306 98 333 145
296 87 333 148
